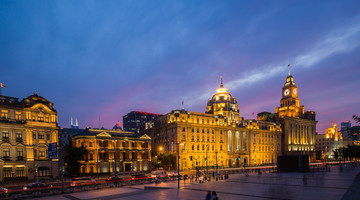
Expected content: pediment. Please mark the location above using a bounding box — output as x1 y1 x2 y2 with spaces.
140 134 151 139
96 131 112 137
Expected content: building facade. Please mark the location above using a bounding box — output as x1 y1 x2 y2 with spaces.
145 79 282 170
0 93 59 182
123 111 161 133
315 124 343 159
71 128 152 174
274 71 317 160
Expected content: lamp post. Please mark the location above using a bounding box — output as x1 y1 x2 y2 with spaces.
206 144 209 176
215 150 218 181
114 141 117 187
175 142 184 189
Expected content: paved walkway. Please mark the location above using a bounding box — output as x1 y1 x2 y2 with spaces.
36 165 359 200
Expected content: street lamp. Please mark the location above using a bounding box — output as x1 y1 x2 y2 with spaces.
113 141 118 187
175 142 184 189
205 144 209 176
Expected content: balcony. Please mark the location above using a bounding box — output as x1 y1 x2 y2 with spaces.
17 156 25 161
2 137 10 143
3 156 11 161
16 138 23 143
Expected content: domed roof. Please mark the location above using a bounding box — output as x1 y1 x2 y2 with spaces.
22 92 55 111
208 76 236 105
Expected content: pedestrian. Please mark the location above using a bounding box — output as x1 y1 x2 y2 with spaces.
212 191 218 200
245 172 249 177
302 175 307 186
190 174 194 183
206 191 212 200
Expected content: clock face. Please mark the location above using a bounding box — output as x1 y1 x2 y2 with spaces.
293 89 297 95
284 89 290 96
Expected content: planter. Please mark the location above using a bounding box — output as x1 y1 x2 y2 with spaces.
130 180 135 185
82 186 89 191
32 191 41 196
96 184 102 189
50 189 59 195
67 187 75 193
108 183 114 188
11 193 22 198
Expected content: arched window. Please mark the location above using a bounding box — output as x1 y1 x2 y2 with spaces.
89 142 93 147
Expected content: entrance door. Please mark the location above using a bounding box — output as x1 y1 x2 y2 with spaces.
125 163 131 171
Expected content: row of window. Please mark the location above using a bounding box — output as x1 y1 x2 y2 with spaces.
0 110 57 123
1 132 51 141
80 141 149 148
85 152 149 160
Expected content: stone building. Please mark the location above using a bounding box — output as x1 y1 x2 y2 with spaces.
71 128 151 174
274 70 317 160
145 79 282 170
0 93 59 181
315 124 343 159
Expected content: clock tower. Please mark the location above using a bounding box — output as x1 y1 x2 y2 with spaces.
276 71 304 118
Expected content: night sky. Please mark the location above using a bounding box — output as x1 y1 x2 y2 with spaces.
1 1 360 133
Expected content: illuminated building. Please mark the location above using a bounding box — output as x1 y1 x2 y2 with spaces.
123 111 161 133
275 70 317 160
0 93 59 181
71 128 151 173
145 78 282 169
315 124 343 159
206 76 241 123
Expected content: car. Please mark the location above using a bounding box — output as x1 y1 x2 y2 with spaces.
23 183 53 191
106 176 124 183
151 170 168 178
131 174 149 180
71 177 96 186
0 187 8 194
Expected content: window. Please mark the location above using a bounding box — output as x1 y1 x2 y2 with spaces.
39 151 45 157
197 145 199 150
220 145 223 151
16 132 22 139
191 136 194 141
38 134 44 140
89 142 93 147
182 128 185 132
46 133 50 141
3 149 10 157
89 153 93 160
4 167 12 178
33 133 36 139
38 167 50 177
16 167 25 177
2 132 9 141
192 145 194 150
1 110 9 119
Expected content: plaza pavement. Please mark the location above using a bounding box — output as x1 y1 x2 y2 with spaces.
35 165 360 200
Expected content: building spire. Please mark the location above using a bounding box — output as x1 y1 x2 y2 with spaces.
71 116 73 126
75 118 78 126
288 64 291 76
220 75 224 88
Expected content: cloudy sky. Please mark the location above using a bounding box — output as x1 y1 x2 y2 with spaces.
1 0 360 133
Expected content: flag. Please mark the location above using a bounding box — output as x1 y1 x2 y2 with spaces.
331 120 333 124
288 64 290 67
252 112 255 115
0 82 5 88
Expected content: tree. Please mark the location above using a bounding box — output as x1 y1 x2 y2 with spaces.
353 115 360 124
64 144 89 176
153 152 176 171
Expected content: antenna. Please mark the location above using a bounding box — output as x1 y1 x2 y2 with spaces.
288 64 291 76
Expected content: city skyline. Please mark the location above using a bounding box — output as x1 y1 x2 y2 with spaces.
1 1 360 133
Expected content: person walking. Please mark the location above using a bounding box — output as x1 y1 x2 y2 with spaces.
205 191 212 200
212 191 218 200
